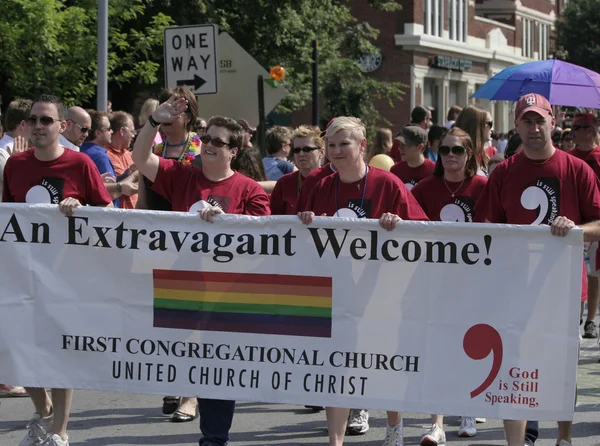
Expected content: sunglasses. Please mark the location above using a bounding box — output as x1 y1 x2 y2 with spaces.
486 120 494 128
572 125 592 131
68 120 90 134
293 146 319 154
439 145 467 156
27 115 60 127
200 135 231 148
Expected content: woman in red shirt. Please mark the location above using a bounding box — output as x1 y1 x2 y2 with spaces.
298 116 428 446
411 127 487 445
271 126 325 215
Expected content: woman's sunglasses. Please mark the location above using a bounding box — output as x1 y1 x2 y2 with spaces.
293 146 319 154
200 135 231 148
439 145 467 156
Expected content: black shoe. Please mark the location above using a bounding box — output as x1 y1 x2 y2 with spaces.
583 321 598 339
162 397 180 415
304 405 324 411
171 409 198 422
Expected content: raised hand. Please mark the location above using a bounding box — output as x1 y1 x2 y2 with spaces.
7 136 29 155
151 95 188 124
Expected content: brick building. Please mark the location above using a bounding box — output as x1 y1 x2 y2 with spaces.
298 0 567 133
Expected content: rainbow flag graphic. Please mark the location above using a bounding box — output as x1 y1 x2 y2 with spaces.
153 270 333 338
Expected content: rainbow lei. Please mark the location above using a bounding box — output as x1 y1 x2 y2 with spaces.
153 132 200 165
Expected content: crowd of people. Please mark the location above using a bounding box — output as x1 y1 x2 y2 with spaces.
0 89 599 446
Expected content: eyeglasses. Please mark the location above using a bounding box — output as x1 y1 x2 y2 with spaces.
27 115 60 127
486 121 494 128
572 125 592 131
439 145 467 156
200 135 231 148
293 146 319 154
68 120 90 134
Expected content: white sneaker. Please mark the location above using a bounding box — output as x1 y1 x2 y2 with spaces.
382 421 403 446
558 441 571 446
346 409 369 435
420 423 446 446
475 417 486 423
458 417 477 437
19 413 53 446
40 434 69 446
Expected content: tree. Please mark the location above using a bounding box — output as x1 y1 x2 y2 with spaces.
555 0 600 73
0 0 172 108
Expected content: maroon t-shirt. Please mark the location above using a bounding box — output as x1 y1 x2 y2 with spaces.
151 157 271 215
569 146 600 178
390 159 435 191
271 171 303 215
411 175 487 222
296 163 336 212
301 166 428 221
475 149 600 303
3 148 112 205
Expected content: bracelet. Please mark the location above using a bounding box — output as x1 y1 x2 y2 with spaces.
148 115 160 128
116 182 122 193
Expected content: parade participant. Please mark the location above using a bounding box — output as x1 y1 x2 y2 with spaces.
106 111 139 209
390 125 435 190
59 106 91 151
475 93 600 446
4 94 112 446
263 126 296 180
411 127 487 445
232 147 267 182
271 125 325 215
454 105 492 175
366 128 393 162
298 116 428 446
133 95 270 446
560 129 574 152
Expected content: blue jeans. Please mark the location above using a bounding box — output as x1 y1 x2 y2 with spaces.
525 420 539 445
197 398 236 445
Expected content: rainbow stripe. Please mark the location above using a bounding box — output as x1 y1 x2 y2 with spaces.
152 270 333 338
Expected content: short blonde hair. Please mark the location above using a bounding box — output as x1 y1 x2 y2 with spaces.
324 116 366 141
292 125 324 150
139 98 159 127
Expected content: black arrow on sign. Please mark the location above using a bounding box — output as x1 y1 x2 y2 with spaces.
176 74 206 91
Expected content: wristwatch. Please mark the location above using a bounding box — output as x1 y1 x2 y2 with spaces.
148 115 160 128
117 182 122 193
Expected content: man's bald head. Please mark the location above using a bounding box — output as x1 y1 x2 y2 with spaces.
63 106 92 147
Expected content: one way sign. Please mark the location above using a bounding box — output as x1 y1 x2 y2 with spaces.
164 24 218 95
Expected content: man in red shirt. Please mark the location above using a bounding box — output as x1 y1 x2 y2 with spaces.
476 93 600 446
390 125 435 190
132 95 270 446
570 112 600 338
3 94 112 446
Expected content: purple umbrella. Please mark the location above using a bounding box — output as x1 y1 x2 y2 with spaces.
471 60 600 108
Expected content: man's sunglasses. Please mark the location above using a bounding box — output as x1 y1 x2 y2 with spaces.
293 146 319 154
439 145 467 156
27 115 60 127
69 120 91 134
200 135 231 148
572 125 592 131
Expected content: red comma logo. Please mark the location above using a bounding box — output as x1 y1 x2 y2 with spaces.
463 324 503 398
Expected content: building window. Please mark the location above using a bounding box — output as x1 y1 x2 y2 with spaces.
538 24 549 60
424 0 443 37
449 0 468 42
522 18 534 58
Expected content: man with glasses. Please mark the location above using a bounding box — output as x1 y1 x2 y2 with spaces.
59 107 91 152
3 94 112 446
106 111 139 209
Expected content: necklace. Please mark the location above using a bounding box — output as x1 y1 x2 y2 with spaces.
154 132 201 165
335 166 369 216
443 177 465 197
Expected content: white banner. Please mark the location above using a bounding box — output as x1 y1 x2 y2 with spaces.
0 204 581 421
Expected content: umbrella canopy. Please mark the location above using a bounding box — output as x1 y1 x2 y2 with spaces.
471 59 600 108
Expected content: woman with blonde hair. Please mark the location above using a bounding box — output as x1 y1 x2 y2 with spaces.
367 127 393 162
454 105 495 174
138 98 162 147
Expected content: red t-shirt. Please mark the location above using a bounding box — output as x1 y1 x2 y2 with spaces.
390 159 435 191
3 148 112 205
569 146 600 178
296 163 336 212
475 149 600 303
411 175 487 222
270 171 303 215
301 166 428 221
151 157 271 215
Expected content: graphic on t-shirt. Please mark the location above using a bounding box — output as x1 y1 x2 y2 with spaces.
404 179 419 191
188 196 231 214
439 196 475 222
520 177 560 225
25 177 64 204
334 199 372 219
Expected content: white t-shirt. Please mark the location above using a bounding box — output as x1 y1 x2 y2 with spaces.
59 134 80 151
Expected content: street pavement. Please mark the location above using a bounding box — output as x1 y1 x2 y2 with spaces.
1 337 598 445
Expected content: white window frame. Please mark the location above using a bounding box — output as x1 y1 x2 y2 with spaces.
449 0 468 42
424 0 444 37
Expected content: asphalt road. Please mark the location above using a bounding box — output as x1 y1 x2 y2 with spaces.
1 338 598 446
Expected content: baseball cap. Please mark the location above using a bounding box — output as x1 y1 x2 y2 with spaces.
396 125 428 146
515 93 553 121
236 119 256 132
320 117 336 137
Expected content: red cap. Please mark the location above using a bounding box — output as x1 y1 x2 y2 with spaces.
515 93 553 121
